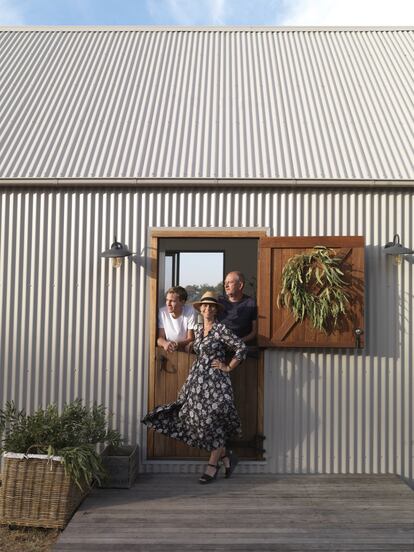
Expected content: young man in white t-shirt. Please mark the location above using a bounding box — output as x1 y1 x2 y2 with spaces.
157 286 196 353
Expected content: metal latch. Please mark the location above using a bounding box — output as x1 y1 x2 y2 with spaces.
354 327 363 348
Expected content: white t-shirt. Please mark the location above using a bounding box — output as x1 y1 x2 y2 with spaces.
158 304 197 342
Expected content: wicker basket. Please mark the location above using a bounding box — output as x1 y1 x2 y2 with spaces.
0 452 89 529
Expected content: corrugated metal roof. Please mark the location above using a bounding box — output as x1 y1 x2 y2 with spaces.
0 27 413 180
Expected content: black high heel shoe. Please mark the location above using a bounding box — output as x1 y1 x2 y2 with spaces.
199 463 220 484
221 450 239 478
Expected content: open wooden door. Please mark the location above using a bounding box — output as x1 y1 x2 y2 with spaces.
150 349 206 459
147 230 266 461
257 236 365 348
149 348 264 460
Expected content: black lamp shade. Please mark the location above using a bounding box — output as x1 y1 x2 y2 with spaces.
384 234 414 256
101 239 132 258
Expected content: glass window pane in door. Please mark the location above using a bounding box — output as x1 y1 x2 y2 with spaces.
179 252 224 302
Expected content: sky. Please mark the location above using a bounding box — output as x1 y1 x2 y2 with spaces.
0 0 413 26
179 253 224 287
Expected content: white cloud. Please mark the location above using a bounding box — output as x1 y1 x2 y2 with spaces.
146 0 285 26
212 0 225 24
0 0 25 25
146 0 413 27
147 0 226 25
3 0 411 27
280 0 414 26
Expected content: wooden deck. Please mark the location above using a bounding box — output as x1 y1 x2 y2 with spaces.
54 474 414 551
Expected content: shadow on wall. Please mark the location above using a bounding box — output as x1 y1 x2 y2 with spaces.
264 352 320 474
365 245 410 360
264 245 412 474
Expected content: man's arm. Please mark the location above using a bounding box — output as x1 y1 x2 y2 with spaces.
241 319 257 343
176 329 195 351
157 328 177 352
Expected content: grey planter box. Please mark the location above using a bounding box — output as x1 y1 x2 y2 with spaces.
100 445 139 488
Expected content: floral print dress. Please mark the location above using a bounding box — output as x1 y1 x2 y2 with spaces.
142 321 247 451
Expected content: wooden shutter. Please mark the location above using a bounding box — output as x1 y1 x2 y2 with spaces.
257 236 365 348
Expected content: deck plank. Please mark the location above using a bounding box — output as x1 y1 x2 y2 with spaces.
53 475 414 551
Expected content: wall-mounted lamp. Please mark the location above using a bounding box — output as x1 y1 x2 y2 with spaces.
101 237 132 268
383 234 414 265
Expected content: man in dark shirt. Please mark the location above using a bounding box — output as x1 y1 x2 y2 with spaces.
218 271 258 344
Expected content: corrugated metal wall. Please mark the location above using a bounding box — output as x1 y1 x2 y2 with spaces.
0 187 413 481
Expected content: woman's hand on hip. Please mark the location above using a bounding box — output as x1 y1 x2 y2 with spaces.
212 359 230 373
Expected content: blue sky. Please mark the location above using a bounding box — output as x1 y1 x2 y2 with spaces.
0 0 413 26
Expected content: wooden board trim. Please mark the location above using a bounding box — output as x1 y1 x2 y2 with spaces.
147 234 159 456
257 246 271 341
260 236 364 248
151 228 269 239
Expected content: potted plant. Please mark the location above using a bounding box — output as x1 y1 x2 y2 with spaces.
0 399 121 529
99 444 139 488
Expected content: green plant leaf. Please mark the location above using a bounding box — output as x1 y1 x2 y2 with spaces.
0 400 123 489
278 246 350 332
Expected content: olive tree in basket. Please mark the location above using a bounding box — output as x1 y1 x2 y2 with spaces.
0 399 122 528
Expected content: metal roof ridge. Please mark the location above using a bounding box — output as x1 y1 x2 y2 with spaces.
0 177 413 188
0 25 413 32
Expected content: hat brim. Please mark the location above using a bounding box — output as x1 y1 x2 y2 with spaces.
193 299 224 312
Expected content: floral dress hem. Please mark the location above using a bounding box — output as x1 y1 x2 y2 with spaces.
142 321 247 451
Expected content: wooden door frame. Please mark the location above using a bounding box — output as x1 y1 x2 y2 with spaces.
147 228 268 460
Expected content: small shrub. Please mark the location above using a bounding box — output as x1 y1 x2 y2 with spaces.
0 399 122 490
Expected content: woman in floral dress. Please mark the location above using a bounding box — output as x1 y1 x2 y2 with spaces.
142 291 247 484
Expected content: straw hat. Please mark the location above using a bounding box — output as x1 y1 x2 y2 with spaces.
192 291 224 312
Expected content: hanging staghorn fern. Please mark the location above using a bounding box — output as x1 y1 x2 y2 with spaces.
277 246 350 332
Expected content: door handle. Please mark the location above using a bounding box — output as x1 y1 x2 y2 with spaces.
158 354 167 371
353 327 363 348
156 351 178 373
